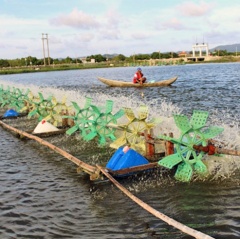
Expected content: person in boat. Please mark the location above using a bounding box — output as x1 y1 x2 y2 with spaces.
132 67 147 84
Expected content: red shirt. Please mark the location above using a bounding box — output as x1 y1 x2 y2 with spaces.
133 71 143 83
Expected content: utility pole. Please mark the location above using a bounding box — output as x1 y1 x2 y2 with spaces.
42 33 46 66
46 34 50 65
42 33 50 66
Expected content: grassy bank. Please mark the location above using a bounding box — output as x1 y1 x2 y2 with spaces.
0 62 115 75
1 57 239 75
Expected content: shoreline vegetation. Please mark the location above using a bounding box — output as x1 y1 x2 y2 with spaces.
1 55 240 75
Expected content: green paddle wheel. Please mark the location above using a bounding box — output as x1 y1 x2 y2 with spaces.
8 88 31 112
158 110 224 182
65 98 124 145
0 86 11 108
0 86 30 112
65 97 95 136
82 100 125 145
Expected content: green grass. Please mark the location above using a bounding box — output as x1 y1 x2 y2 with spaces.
0 63 117 75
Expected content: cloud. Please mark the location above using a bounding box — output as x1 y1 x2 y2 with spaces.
49 8 100 29
105 8 120 28
131 32 149 40
0 14 43 26
78 33 95 42
177 1 214 17
99 30 119 40
161 18 186 30
205 29 240 46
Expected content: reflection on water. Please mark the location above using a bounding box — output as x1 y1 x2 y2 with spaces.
0 63 240 239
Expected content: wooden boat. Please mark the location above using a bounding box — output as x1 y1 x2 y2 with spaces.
98 76 178 87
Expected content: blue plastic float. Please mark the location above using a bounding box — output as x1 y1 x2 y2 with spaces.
106 146 149 171
3 109 19 118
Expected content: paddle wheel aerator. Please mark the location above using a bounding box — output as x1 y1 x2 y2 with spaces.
65 98 124 145
158 110 224 182
110 105 161 154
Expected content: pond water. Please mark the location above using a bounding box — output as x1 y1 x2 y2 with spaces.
0 63 240 239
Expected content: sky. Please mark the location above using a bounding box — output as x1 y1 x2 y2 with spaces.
0 0 240 59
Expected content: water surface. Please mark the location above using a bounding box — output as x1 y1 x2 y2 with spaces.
0 63 240 239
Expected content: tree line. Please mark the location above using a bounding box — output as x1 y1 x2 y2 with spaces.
0 49 238 68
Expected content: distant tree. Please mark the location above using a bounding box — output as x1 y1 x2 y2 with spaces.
24 56 39 65
151 52 161 59
7 59 19 67
7 56 43 67
117 54 126 61
86 54 106 62
53 58 60 64
162 52 171 59
134 54 151 60
219 50 228 56
172 52 178 58
95 54 106 62
76 58 82 63
64 56 73 64
0 59 10 67
30 56 39 65
112 54 126 62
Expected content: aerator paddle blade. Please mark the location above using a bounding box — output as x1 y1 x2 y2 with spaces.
174 162 193 182
110 136 127 149
137 105 148 120
158 153 182 169
124 107 136 121
105 100 113 114
66 125 79 135
147 117 162 128
72 101 81 111
174 114 191 134
113 109 125 119
83 129 97 142
84 97 92 108
202 126 224 139
159 134 182 145
190 110 209 130
193 160 208 176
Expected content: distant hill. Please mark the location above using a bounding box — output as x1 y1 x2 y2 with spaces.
210 43 240 52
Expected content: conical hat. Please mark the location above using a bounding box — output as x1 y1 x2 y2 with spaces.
33 120 59 133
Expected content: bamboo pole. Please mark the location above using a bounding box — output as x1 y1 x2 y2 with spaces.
97 165 215 239
0 120 99 179
215 148 240 156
